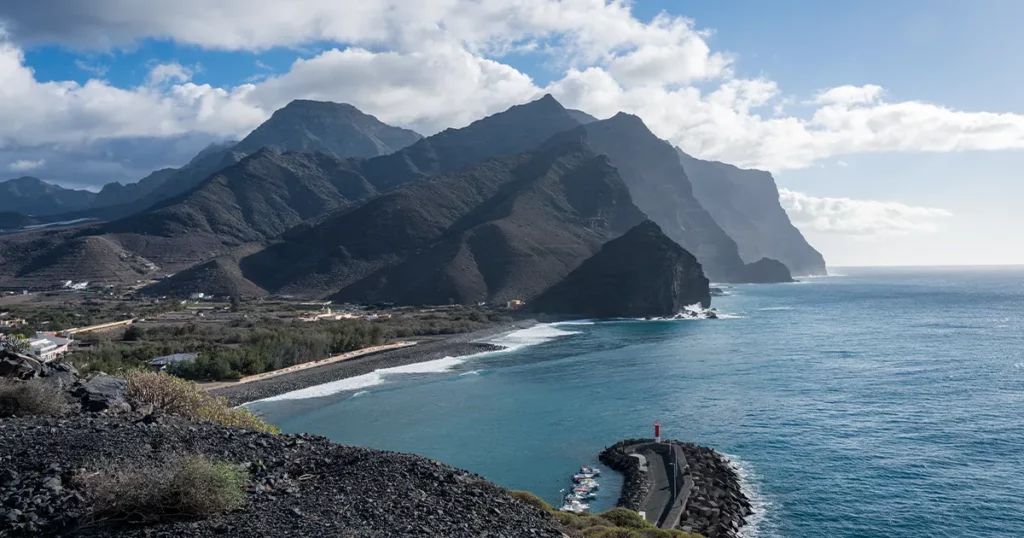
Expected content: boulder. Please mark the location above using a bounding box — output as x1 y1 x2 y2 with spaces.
72 374 130 413
0 353 43 380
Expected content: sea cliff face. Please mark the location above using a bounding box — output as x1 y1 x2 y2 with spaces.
531 220 710 318
678 150 827 276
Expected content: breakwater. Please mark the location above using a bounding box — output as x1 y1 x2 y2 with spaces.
600 438 752 538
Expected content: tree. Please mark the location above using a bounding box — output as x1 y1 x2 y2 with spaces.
230 296 241 313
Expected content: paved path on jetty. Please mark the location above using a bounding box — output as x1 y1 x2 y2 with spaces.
633 442 691 529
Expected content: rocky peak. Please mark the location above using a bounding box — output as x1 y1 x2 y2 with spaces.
531 220 711 318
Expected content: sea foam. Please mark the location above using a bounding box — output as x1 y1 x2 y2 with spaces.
486 323 580 351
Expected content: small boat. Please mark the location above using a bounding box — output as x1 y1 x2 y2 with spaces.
580 466 602 476
559 500 589 513
575 479 600 490
565 491 597 501
572 473 597 482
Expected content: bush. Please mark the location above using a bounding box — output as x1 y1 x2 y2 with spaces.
507 491 703 538
509 490 554 512
78 455 247 521
125 371 279 434
0 379 67 417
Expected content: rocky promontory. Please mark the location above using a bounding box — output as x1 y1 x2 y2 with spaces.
531 220 711 318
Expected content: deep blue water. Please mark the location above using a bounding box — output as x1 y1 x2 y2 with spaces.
250 267 1024 538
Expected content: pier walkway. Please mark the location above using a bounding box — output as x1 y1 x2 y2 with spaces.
631 442 692 529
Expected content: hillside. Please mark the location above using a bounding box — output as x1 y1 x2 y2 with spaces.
532 220 711 318
679 150 827 276
231 137 646 302
0 177 96 216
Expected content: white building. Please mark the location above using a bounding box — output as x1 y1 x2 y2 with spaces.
28 333 73 362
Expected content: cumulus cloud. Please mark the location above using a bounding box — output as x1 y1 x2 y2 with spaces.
0 0 1023 185
8 158 44 171
779 189 953 236
147 62 195 85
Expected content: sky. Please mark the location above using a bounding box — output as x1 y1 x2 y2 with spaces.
1 0 1023 267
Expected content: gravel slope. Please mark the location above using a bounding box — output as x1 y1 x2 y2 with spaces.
0 414 564 538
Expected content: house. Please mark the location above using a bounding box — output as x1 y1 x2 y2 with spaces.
28 332 73 362
148 353 199 371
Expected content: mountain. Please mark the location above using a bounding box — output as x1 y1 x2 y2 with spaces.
234 100 423 158
45 101 421 221
573 113 790 283
229 137 647 302
678 150 827 276
96 149 378 271
0 177 96 216
531 220 710 318
566 109 599 124
356 94 582 191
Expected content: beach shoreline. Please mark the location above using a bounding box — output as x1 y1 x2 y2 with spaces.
211 319 537 406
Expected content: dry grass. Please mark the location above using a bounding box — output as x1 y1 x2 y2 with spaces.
78 455 248 522
124 371 279 434
0 379 67 417
508 491 704 538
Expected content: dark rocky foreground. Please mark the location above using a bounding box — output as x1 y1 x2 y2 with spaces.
0 414 565 538
600 439 751 538
210 321 533 406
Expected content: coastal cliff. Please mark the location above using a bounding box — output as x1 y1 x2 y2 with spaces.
531 220 710 318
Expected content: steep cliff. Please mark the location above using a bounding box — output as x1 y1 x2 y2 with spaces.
678 149 827 276
531 220 710 318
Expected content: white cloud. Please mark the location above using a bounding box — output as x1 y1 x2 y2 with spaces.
147 62 194 85
0 1 1023 177
814 84 884 106
779 189 953 236
8 158 44 171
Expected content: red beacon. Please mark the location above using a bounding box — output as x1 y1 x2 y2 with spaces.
654 422 661 443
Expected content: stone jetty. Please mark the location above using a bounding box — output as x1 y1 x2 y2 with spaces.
600 438 752 538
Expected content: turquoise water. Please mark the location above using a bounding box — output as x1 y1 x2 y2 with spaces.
250 267 1024 538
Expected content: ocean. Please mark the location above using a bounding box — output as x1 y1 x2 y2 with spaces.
249 267 1024 538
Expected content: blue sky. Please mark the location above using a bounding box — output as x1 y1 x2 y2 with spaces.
1 0 1023 266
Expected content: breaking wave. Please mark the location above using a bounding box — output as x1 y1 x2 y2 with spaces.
258 355 480 402
487 323 581 352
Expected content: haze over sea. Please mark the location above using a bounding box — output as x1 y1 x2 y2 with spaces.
250 267 1024 538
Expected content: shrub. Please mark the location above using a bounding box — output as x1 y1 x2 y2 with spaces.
125 371 279 434
0 379 67 417
509 490 554 512
506 491 703 538
78 455 247 521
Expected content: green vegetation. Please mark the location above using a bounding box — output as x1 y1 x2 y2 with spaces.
125 371 279 434
508 491 704 538
77 455 248 521
0 333 30 354
0 379 68 418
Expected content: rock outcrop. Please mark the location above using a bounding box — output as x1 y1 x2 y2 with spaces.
531 220 710 318
732 257 794 284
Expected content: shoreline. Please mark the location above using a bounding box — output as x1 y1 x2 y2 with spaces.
211 319 537 406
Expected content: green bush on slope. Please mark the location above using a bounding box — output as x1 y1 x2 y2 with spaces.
508 490 704 538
